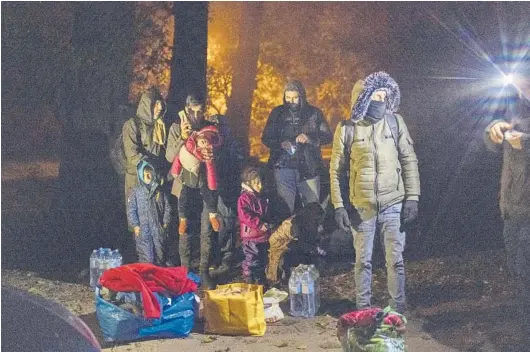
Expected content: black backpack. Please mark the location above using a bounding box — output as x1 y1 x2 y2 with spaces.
109 117 140 175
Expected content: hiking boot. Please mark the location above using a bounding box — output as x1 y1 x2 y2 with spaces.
178 218 187 235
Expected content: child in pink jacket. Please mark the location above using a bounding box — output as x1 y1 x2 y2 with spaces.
237 166 271 285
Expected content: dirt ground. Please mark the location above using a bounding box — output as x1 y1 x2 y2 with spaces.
1 159 525 352
2 268 457 352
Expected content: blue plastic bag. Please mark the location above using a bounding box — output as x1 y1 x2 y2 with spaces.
96 290 196 342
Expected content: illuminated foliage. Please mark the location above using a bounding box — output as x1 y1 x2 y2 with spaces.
131 3 389 158
129 2 174 102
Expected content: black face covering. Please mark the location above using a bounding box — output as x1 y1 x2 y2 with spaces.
365 100 386 123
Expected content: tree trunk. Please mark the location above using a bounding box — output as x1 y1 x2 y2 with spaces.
53 2 135 272
168 2 208 111
225 2 264 157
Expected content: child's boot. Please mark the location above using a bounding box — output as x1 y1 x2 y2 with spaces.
178 218 187 235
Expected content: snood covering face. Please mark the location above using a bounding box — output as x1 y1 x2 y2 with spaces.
365 100 386 123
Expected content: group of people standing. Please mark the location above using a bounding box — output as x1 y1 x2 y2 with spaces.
119 69 529 320
120 71 420 315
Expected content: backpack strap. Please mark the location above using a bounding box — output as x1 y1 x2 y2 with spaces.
386 113 400 149
341 120 355 172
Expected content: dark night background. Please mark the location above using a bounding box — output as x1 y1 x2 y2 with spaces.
2 2 530 351
2 1 529 281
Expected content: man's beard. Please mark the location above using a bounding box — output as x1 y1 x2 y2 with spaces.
287 102 301 112
186 110 204 128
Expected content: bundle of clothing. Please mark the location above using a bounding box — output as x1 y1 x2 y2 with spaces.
337 307 407 352
99 263 198 319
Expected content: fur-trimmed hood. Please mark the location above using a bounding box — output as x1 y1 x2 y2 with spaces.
350 71 401 122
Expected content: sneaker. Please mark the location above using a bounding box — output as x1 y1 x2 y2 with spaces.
178 218 187 235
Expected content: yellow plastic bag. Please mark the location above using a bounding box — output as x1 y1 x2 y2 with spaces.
203 283 266 336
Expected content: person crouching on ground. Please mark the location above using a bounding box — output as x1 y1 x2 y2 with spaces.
170 125 223 235
127 157 171 265
237 166 272 286
266 202 325 286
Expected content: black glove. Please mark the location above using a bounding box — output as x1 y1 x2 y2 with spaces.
334 207 351 232
400 200 418 232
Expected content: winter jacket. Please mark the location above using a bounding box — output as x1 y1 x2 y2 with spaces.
238 183 270 243
127 158 171 240
262 80 332 179
484 116 530 221
330 72 420 220
170 125 223 190
166 113 243 198
123 89 170 195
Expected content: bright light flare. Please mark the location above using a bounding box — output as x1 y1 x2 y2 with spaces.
502 73 515 85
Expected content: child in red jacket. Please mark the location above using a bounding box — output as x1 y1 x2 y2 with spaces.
237 166 271 285
171 125 223 235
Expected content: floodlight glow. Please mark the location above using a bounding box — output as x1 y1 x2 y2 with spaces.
502 73 515 86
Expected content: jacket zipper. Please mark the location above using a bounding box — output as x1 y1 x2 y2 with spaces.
372 124 380 212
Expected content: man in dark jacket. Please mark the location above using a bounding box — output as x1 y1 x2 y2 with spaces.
262 80 332 217
330 72 420 314
484 74 530 333
166 93 243 288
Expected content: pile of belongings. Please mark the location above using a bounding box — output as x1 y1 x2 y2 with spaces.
337 306 407 352
96 263 199 342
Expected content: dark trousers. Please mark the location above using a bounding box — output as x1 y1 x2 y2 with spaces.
178 184 218 218
242 241 269 285
178 188 236 279
503 220 530 333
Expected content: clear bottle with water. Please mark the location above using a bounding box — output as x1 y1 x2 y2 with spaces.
111 249 122 268
308 264 320 313
96 248 107 286
300 269 316 317
102 248 112 270
90 248 122 289
289 266 304 317
89 250 98 288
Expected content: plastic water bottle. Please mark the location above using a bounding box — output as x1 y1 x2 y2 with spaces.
90 248 122 289
301 269 316 317
89 250 98 288
111 249 122 268
289 266 304 316
102 248 112 270
308 264 321 313
96 248 106 284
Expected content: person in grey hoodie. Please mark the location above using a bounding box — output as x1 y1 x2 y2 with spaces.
123 88 169 216
262 80 332 217
484 73 530 334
